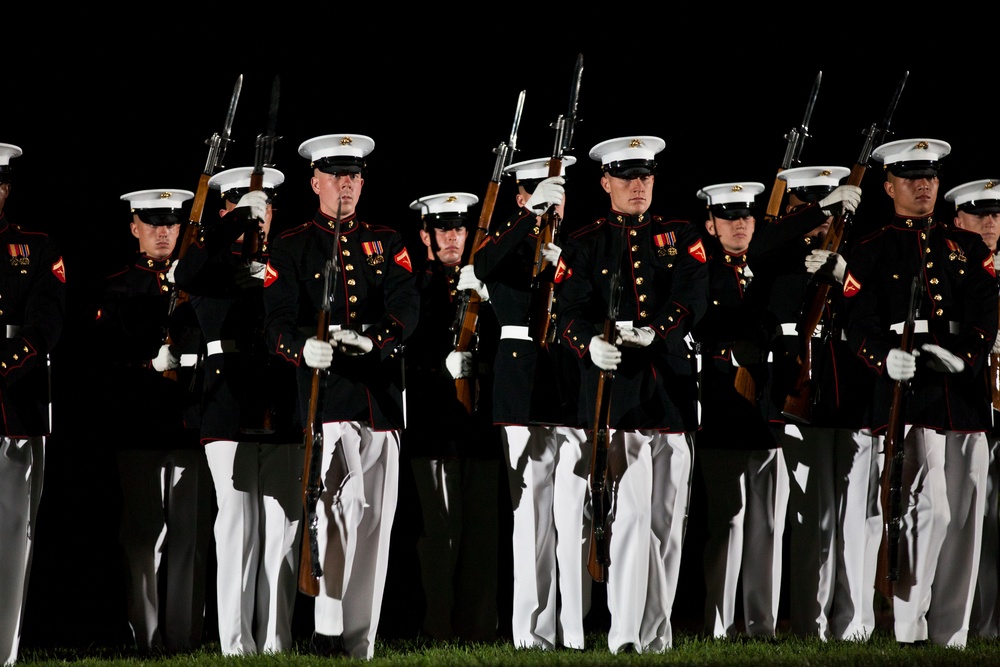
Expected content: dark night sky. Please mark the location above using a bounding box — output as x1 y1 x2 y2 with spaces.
7 25 995 650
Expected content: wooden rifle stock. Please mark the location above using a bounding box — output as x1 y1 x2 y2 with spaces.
876 274 920 600
299 209 341 596
992 306 1000 411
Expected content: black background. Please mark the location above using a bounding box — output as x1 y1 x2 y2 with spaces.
8 27 995 650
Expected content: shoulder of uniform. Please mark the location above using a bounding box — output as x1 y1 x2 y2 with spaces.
570 218 606 238
652 215 691 226
278 221 312 239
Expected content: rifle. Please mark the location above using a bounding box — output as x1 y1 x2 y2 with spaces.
163 74 242 382
587 218 628 583
452 89 525 415
991 305 1000 411
782 71 909 423
243 74 280 266
529 53 583 349
299 201 342 596
875 269 922 599
239 75 281 436
735 71 821 405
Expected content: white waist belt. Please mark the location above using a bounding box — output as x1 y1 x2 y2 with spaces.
6 325 21 338
779 322 823 338
328 323 373 333
889 320 959 335
206 339 239 356
501 325 533 341
180 354 199 368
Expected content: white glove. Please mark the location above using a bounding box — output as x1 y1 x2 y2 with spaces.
525 176 565 214
918 343 966 373
458 264 489 301
589 335 621 371
886 348 917 381
234 261 267 289
993 332 1000 355
151 343 180 372
165 260 179 284
237 190 268 221
445 350 473 379
303 337 333 369
541 242 562 265
818 184 861 218
331 328 373 356
616 325 655 348
804 249 847 284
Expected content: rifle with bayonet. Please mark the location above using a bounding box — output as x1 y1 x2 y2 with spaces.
782 71 909 424
529 53 583 349
734 71 821 405
244 74 281 266
876 264 922 600
587 218 628 583
163 74 242 382
299 202 342 596
452 89 525 415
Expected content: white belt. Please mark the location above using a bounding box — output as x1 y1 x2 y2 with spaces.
616 320 634 328
779 322 823 338
329 323 373 333
180 354 199 368
889 319 959 335
6 325 21 338
206 339 239 356
501 325 533 341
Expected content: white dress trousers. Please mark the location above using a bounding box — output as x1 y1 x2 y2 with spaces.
971 432 1000 637
116 447 212 652
204 440 303 655
502 424 592 650
782 426 881 641
604 430 693 654
699 444 788 638
890 427 987 647
0 436 44 667
312 422 399 661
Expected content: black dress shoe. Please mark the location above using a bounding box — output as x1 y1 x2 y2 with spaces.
309 632 348 657
617 642 636 654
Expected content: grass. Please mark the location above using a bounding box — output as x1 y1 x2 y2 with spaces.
17 630 1000 666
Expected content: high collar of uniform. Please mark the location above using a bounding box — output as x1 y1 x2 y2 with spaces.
721 250 748 266
138 253 171 270
607 210 649 228
314 210 359 233
890 213 936 231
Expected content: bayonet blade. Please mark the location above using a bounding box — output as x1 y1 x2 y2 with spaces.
881 70 909 131
508 89 526 156
217 74 243 170
801 70 822 135
562 53 584 153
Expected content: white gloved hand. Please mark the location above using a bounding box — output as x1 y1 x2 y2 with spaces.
331 328 373 356
804 249 847 284
616 325 655 348
234 261 267 289
237 190 268 221
589 335 621 371
458 265 489 301
818 184 861 218
541 242 562 265
918 343 966 373
445 350 473 379
525 176 565 214
303 337 333 369
151 343 180 372
886 348 917 381
165 260 179 284
993 332 1000 355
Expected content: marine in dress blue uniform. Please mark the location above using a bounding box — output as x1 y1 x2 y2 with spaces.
752 166 877 641
402 192 502 642
173 166 302 655
472 156 592 651
844 139 997 647
557 136 708 654
262 134 419 660
692 181 788 639
944 179 1000 639
95 188 211 653
0 143 66 666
